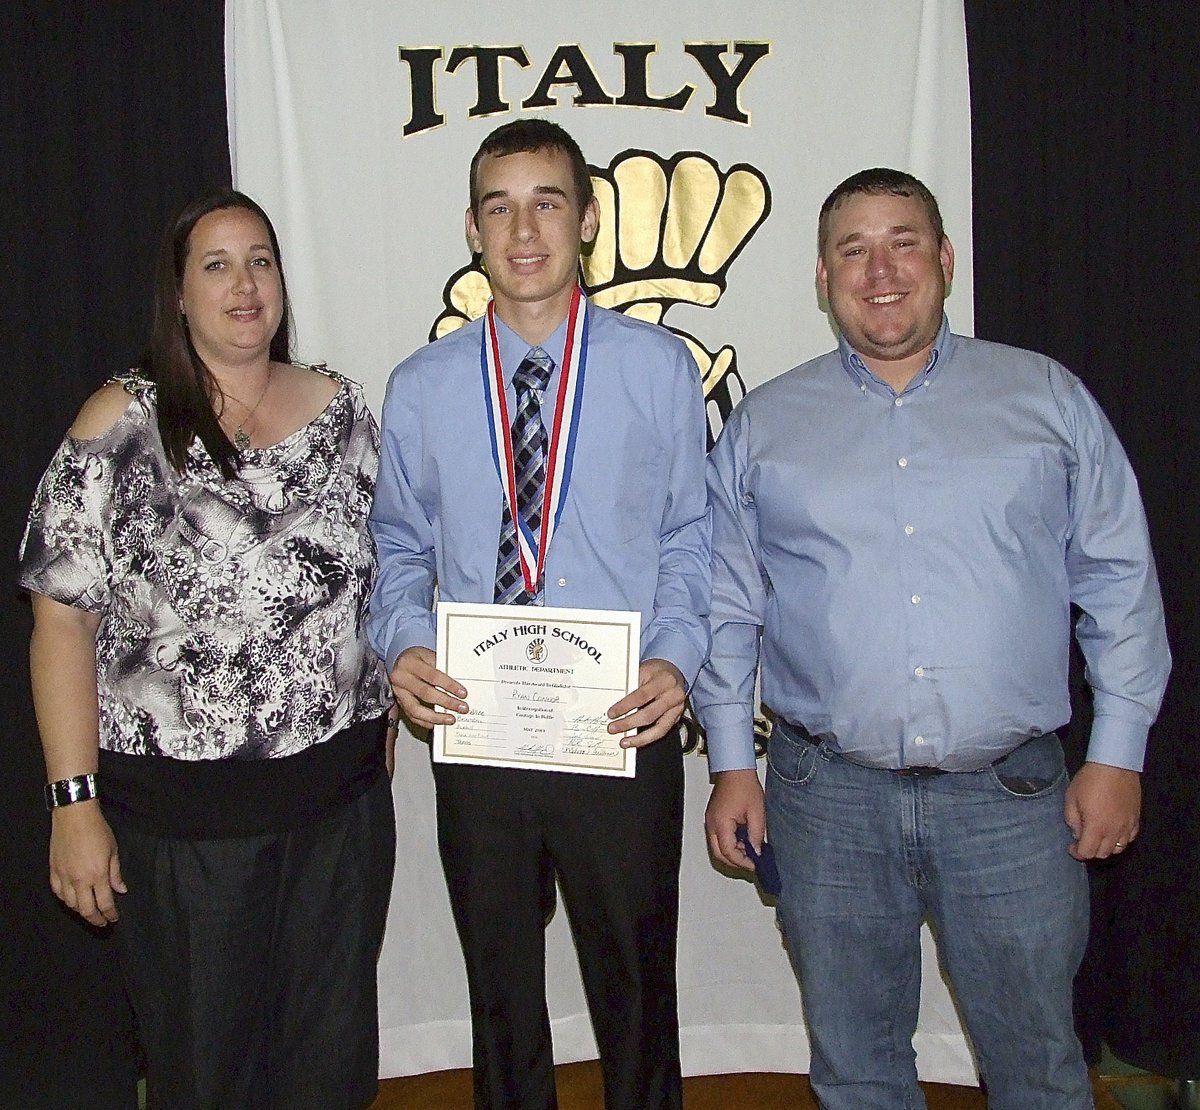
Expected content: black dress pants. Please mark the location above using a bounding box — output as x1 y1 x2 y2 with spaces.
433 735 684 1110
111 774 396 1110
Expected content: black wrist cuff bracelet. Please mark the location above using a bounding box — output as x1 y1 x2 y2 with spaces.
44 773 99 810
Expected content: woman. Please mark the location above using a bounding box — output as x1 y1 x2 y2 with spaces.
19 189 395 1109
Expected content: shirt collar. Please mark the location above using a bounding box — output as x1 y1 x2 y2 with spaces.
492 313 570 388
838 315 952 396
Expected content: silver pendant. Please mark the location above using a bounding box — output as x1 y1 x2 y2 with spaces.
234 427 251 451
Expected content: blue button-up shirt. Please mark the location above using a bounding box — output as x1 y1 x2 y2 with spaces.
368 304 711 684
693 319 1170 773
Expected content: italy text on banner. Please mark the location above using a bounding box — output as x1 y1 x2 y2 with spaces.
227 0 976 1082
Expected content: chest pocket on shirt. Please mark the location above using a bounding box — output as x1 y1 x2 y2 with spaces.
616 443 668 542
929 455 1045 562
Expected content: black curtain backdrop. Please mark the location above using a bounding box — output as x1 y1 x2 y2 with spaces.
1 4 231 1104
964 2 1200 1077
2 3 1195 1104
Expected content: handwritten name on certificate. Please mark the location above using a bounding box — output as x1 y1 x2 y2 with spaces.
433 602 641 778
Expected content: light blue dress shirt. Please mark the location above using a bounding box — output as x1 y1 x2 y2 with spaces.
693 318 1170 774
368 303 711 685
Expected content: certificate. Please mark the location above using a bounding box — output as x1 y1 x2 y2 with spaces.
433 601 641 777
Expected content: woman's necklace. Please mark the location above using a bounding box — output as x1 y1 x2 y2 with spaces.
223 365 274 451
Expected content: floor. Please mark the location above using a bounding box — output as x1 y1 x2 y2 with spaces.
130 1054 1185 1107
1103 1050 1192 1110
369 1059 1182 1109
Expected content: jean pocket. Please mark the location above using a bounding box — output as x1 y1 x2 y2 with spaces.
987 733 1068 799
766 724 822 787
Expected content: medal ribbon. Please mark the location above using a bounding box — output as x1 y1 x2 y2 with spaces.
481 286 588 597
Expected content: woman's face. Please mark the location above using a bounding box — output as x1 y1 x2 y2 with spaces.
178 207 283 368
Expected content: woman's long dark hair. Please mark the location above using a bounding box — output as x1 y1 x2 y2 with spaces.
143 189 293 477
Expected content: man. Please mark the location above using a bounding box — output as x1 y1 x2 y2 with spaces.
368 119 710 1109
693 168 1170 1109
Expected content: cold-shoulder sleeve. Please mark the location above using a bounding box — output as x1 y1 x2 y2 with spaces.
19 432 120 612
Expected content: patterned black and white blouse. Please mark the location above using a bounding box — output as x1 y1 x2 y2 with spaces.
19 367 390 762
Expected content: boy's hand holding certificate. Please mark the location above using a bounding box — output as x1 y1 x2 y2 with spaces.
433 601 641 777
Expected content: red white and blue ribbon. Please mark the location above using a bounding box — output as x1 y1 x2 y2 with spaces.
481 286 588 598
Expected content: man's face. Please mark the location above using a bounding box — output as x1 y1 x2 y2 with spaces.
465 146 598 322
816 191 953 370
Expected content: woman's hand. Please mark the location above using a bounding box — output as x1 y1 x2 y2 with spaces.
49 800 126 926
385 708 400 779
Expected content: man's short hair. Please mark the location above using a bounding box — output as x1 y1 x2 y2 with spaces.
818 168 945 254
469 119 594 217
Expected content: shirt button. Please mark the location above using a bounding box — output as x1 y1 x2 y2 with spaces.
904 524 914 535
894 397 904 407
898 457 909 468
914 735 926 745
911 594 921 605
914 666 925 677
557 578 567 587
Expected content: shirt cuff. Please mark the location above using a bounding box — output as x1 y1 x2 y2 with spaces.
699 703 759 773
383 623 436 673
643 629 706 692
1085 713 1150 772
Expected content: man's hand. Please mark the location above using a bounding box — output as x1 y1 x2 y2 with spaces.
607 659 687 748
705 769 766 872
1064 761 1141 860
389 646 467 729
49 801 126 926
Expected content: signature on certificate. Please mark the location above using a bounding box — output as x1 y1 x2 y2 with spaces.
514 743 555 758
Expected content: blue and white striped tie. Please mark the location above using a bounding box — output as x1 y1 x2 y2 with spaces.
494 348 554 604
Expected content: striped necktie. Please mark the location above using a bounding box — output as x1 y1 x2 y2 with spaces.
494 348 554 604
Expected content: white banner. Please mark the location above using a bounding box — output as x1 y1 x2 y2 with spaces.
227 0 977 1082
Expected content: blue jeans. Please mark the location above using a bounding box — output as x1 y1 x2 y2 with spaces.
765 724 1091 1110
